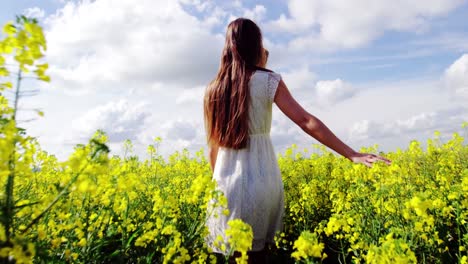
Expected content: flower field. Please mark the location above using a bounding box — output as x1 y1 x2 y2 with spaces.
278 131 468 263
1 15 468 264
1 124 467 263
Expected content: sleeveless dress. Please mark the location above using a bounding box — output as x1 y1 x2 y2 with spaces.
205 70 285 253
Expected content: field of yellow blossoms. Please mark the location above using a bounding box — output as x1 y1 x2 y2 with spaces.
1 16 468 264
1 121 468 264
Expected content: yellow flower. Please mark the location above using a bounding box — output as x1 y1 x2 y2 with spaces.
225 219 253 264
291 231 325 261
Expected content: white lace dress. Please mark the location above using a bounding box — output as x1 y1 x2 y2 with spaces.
205 70 284 253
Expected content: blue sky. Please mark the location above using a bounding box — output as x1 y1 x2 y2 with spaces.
1 0 467 161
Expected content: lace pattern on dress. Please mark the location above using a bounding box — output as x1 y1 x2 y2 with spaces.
267 72 281 104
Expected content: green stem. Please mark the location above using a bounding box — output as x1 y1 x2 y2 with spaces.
340 238 347 264
5 152 16 242
12 67 21 121
4 68 22 242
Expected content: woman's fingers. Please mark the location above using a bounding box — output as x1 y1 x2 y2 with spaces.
363 160 372 168
362 153 392 166
380 157 392 164
351 152 392 167
374 155 391 164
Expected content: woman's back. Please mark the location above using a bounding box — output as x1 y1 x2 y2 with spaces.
247 70 281 136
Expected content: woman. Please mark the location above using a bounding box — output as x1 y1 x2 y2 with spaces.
203 18 390 263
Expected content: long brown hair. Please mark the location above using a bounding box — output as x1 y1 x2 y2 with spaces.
204 18 264 149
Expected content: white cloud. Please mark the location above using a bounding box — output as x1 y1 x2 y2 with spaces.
270 113 305 153
444 53 468 99
163 120 198 141
408 33 468 54
268 0 465 51
43 0 224 94
33 0 242 159
137 118 205 157
396 112 437 132
23 7 46 19
281 65 316 91
314 79 355 106
68 99 151 143
349 120 373 141
179 0 213 12
176 86 206 105
349 107 468 142
243 5 267 22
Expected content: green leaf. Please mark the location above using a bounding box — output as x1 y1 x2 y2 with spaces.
14 201 41 210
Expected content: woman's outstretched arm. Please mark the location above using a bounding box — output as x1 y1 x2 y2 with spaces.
274 79 391 167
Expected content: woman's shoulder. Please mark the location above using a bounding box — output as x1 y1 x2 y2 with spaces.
253 67 281 80
250 69 282 98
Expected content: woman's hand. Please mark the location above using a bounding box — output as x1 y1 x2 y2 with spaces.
349 152 391 167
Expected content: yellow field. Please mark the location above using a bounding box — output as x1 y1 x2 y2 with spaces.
1 127 467 263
